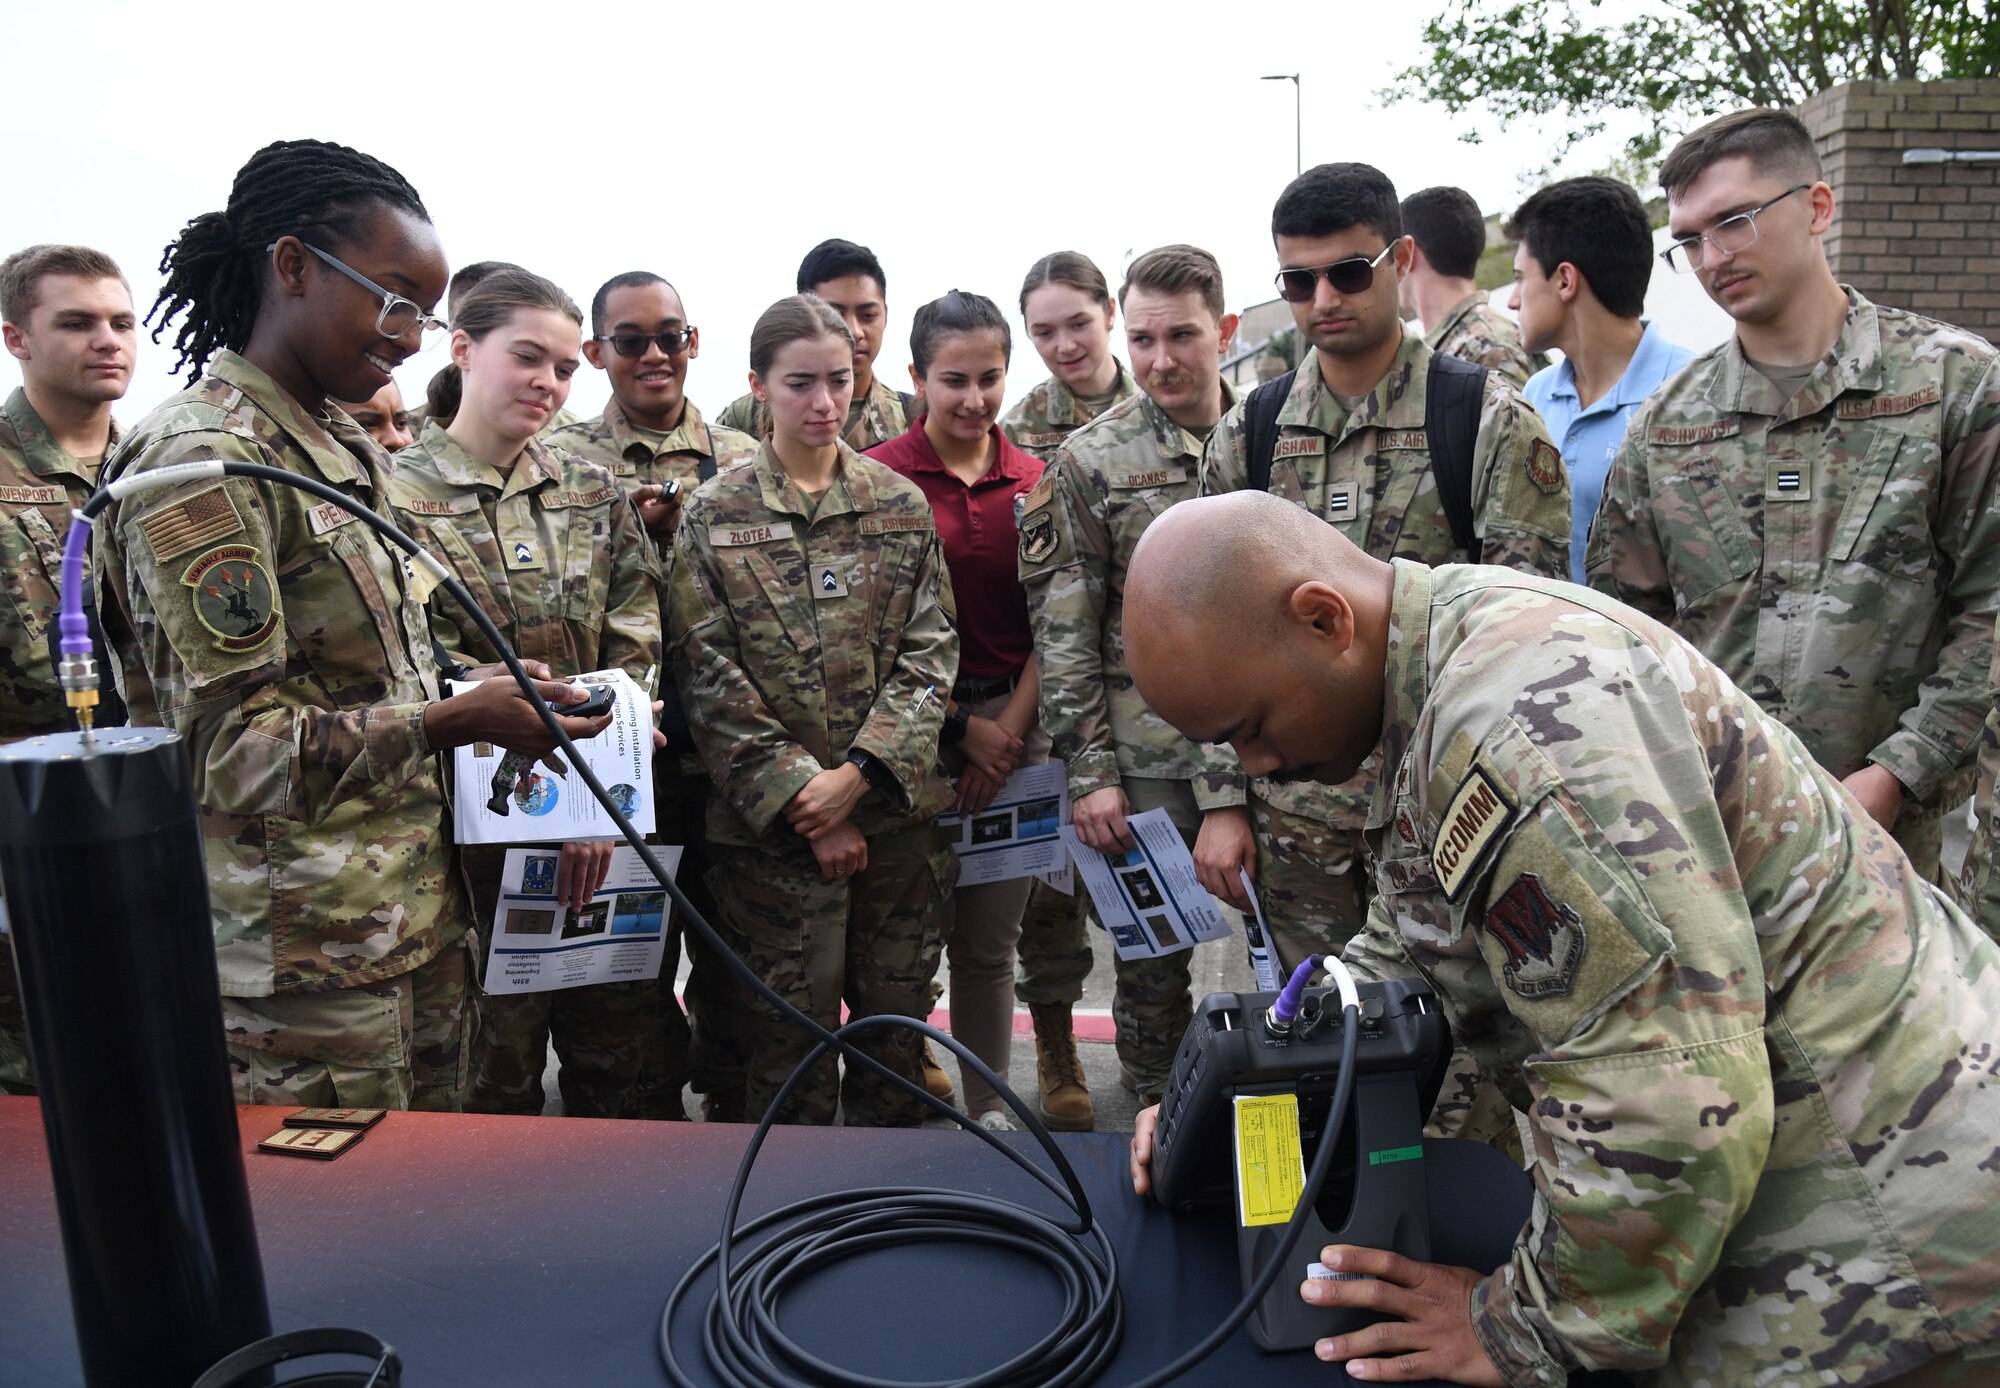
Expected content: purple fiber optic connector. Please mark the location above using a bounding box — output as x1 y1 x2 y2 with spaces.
58 514 92 661
1264 955 1322 1037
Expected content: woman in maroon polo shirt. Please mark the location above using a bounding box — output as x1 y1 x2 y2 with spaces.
868 291 1044 1132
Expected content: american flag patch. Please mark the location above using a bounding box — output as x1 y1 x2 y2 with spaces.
138 485 244 561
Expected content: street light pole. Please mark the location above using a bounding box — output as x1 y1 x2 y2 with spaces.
1262 73 1301 177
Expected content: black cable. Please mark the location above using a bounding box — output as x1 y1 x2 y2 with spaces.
81 461 1367 1386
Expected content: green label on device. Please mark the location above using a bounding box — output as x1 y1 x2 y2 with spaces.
1368 1145 1424 1166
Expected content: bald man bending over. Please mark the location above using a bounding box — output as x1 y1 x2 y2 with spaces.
1124 492 2000 1387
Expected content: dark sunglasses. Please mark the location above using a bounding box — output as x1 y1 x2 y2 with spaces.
594 328 694 358
1272 242 1399 303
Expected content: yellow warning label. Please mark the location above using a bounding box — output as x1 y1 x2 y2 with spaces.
1233 1093 1307 1228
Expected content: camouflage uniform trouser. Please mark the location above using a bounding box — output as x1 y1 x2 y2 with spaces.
221 931 475 1111
460 842 660 1119
1013 878 1092 1008
0 921 32 1093
657 768 739 1108
709 821 954 1127
1111 777 1204 1096
1248 795 1373 972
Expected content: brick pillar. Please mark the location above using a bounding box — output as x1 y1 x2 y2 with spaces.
1795 79 2000 344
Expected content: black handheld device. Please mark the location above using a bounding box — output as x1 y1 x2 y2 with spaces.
1150 977 1449 1351
486 684 612 813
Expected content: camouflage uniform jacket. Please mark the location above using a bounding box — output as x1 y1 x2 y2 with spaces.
382 422 662 685
717 375 914 452
1961 621 2000 936
0 389 115 740
1586 290 2000 848
999 363 1140 460
668 440 958 846
1019 388 1245 810
1345 559 2000 1386
545 397 758 556
1425 291 1548 388
1202 332 1570 827
95 350 465 997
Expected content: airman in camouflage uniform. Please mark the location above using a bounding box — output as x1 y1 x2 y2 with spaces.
384 422 663 1118
668 439 958 1126
1201 331 1570 970
1425 291 1547 388
550 396 758 1116
717 374 914 453
1351 562 2000 1386
999 362 1140 461
0 391 120 1091
95 350 475 1110
1018 387 1247 1098
1125 498 2000 1385
1588 289 2000 884
1965 631 2000 937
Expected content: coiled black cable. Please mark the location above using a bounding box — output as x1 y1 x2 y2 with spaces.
77 460 1364 1387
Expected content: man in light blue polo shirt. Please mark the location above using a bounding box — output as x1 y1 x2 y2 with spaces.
1507 177 1694 582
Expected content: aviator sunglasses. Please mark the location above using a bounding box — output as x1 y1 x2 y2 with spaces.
1273 242 1400 304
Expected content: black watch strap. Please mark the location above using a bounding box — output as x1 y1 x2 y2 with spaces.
846 747 898 800
940 707 970 747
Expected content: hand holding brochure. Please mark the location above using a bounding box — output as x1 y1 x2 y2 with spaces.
484 844 682 994
451 668 655 845
1060 809 1233 960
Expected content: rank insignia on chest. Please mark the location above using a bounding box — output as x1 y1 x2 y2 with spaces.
181 544 280 652
1328 488 1352 516
816 565 849 599
1766 460 1811 500
1484 872 1585 999
508 540 541 570
1020 508 1057 564
1524 439 1564 495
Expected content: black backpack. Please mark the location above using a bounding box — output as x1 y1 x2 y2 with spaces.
1243 353 1487 555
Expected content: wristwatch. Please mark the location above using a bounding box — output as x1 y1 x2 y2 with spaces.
940 707 970 747
846 747 899 801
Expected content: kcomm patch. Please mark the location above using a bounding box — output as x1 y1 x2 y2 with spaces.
182 544 280 652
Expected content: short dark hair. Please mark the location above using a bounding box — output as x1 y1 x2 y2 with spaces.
909 290 1011 377
1120 245 1226 320
1505 177 1655 319
589 270 681 336
1271 163 1401 246
1400 187 1486 280
1658 108 1821 202
1 244 128 325
795 239 886 296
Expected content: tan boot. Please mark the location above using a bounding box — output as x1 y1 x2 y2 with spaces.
1030 1003 1094 1131
921 1040 956 1101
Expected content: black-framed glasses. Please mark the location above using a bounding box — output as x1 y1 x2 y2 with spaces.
1273 242 1400 303
272 241 450 341
1661 184 1811 274
594 328 695 358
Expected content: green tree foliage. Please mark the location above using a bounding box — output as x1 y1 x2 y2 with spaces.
1390 0 2000 166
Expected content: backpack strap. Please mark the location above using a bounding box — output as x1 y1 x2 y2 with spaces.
1424 353 1487 556
1242 369 1298 493
699 423 717 482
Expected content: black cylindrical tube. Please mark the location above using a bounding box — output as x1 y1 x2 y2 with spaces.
0 727 270 1386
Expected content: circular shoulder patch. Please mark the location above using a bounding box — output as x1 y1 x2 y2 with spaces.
1524 438 1564 495
181 544 281 652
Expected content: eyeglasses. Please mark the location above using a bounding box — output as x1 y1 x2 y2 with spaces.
1661 184 1810 274
594 328 695 358
272 241 451 341
1273 242 1400 303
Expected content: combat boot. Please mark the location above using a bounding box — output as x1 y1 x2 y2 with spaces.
1030 1003 1093 1131
922 1040 955 1102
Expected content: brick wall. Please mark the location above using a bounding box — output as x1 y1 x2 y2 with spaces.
1795 79 2000 344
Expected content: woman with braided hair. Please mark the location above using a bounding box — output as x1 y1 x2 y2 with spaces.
94 139 613 1110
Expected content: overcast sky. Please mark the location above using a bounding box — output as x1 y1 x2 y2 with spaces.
5 0 1684 420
